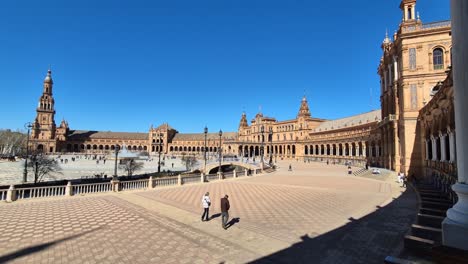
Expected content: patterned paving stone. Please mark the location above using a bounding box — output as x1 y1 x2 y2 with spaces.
0 162 417 264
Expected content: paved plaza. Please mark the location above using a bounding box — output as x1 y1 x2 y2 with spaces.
0 161 418 263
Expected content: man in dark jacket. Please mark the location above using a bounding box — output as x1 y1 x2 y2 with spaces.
220 195 230 229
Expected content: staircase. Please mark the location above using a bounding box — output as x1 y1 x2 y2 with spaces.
385 182 453 263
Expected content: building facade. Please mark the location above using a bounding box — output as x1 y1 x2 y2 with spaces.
378 0 452 176
29 70 382 168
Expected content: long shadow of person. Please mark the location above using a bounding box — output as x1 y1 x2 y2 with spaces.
225 217 240 229
209 213 221 221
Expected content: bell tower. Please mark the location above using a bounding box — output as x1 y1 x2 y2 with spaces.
297 96 311 118
32 69 57 141
400 0 417 23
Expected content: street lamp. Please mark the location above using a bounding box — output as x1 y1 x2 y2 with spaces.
260 126 265 169
269 127 273 165
157 133 163 173
218 129 222 177
113 144 119 179
23 122 33 183
204 126 208 173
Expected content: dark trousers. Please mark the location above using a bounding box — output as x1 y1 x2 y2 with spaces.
202 207 209 221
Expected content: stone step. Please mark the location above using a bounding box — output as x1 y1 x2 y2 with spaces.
417 213 445 228
420 207 447 217
420 201 452 211
418 189 442 194
421 197 452 204
384 256 419 264
419 192 445 199
404 235 435 256
411 224 442 241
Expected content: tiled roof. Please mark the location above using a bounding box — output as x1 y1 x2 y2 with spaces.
67 130 148 140
313 110 381 132
172 132 238 141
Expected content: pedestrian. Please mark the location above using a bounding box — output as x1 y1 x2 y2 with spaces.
402 175 408 188
220 194 230 229
201 192 211 221
348 166 352 175
288 164 292 171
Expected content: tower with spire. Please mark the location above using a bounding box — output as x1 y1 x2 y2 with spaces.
31 69 58 152
297 96 311 118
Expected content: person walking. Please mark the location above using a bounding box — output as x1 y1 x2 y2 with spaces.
201 192 211 221
220 195 230 229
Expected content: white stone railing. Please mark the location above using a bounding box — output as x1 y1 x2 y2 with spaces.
154 176 178 187
17 186 66 200
181 175 201 185
1 167 275 203
0 189 8 201
120 179 148 191
73 182 112 195
206 174 219 181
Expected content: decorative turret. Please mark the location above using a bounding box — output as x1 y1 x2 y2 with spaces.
381 30 392 52
297 96 311 118
239 112 248 128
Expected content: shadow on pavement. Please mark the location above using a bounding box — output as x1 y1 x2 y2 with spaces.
226 217 240 229
0 226 103 263
248 187 418 264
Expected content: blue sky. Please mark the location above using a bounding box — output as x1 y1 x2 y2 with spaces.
0 0 450 133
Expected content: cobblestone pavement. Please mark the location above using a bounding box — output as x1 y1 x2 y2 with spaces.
0 161 417 263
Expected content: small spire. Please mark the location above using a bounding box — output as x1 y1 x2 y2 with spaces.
383 29 391 44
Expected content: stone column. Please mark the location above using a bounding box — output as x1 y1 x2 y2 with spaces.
393 56 398 81
245 169 248 177
449 131 456 162
325 145 328 156
442 0 468 250
404 5 408 20
362 142 366 157
376 146 380 158
431 136 438 161
65 181 73 196
6 185 16 202
425 140 430 160
233 170 237 178
200 173 205 183
178 174 182 186
440 133 447 162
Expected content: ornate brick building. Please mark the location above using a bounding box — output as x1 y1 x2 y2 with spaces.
29 70 381 168
378 0 452 175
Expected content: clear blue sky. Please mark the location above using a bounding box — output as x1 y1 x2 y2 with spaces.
0 0 450 133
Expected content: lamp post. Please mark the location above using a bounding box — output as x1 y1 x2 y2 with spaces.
260 126 265 170
269 127 273 165
23 122 33 183
113 145 119 179
218 129 222 177
157 133 163 173
204 126 208 173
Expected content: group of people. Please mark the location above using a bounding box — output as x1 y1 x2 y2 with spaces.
201 192 231 230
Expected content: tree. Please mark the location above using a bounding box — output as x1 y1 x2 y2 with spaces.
28 154 62 184
181 154 197 171
0 129 27 157
119 159 144 177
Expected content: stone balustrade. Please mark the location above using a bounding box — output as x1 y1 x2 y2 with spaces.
1 168 275 203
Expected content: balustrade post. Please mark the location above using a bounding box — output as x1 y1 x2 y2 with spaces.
148 176 154 189
111 178 120 192
65 181 73 196
200 173 205 183
178 175 182 186
254 168 257 176
6 185 16 202
233 170 237 178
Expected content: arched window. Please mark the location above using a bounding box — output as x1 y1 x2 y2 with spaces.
433 48 444 70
